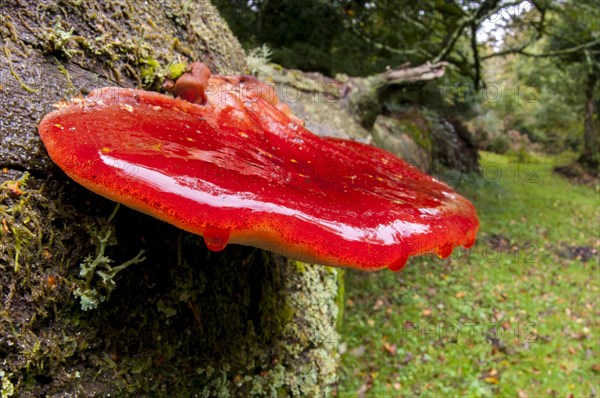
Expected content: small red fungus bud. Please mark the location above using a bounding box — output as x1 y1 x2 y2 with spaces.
171 62 211 104
38 63 479 271
47 275 57 287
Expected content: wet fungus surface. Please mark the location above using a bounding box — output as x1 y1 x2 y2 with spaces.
38 63 479 271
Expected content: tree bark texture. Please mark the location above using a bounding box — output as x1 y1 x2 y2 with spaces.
0 1 341 396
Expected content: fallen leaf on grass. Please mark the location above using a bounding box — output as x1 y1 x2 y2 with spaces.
404 321 416 330
559 360 578 375
401 353 414 365
383 342 397 356
570 332 587 340
357 374 374 398
357 383 369 398
517 390 529 398
373 299 384 310
484 376 499 384
350 345 366 357
455 291 466 298
422 308 432 317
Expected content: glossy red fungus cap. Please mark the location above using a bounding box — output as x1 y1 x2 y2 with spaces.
38 63 479 271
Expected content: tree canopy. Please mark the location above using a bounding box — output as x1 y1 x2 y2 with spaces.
214 0 599 169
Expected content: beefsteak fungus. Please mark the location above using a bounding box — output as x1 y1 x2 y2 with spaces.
38 63 479 271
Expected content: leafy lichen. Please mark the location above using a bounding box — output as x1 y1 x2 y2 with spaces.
0 370 15 398
74 205 146 311
247 44 273 76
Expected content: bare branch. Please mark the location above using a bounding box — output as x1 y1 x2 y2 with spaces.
432 16 471 63
384 61 450 85
482 39 600 60
348 23 433 58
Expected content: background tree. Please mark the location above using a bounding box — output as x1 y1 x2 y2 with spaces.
544 1 600 168
481 0 599 168
215 0 598 170
215 0 529 79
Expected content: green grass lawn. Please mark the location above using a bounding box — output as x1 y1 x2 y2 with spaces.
336 151 599 397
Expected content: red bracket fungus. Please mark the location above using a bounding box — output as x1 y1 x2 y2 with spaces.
38 63 479 271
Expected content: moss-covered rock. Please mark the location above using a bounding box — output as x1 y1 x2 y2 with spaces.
371 107 478 174
372 115 431 170
253 64 371 141
250 63 478 175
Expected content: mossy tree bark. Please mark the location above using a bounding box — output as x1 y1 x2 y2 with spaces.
0 1 341 396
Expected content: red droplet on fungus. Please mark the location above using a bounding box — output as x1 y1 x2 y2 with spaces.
387 248 408 272
38 63 479 271
435 243 454 259
203 224 231 252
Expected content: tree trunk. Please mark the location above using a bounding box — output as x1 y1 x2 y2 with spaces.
579 71 599 171
0 1 341 396
341 62 449 128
